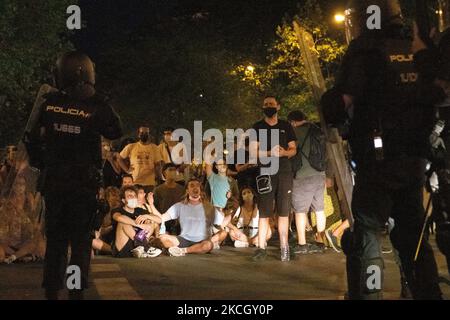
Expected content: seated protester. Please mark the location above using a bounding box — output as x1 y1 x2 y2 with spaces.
205 158 239 231
111 186 162 258
147 178 215 257
121 174 134 187
153 163 185 235
0 176 45 264
92 186 121 255
135 184 160 237
227 187 272 248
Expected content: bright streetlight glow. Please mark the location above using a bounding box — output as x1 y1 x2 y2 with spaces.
334 13 345 23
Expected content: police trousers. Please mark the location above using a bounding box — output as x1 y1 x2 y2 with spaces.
42 187 97 291
342 157 442 299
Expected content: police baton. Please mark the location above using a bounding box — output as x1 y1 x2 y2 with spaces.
414 191 433 262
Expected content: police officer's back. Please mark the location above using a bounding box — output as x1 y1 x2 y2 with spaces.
327 0 442 300
28 51 123 299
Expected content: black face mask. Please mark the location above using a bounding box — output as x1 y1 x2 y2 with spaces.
263 107 278 118
139 133 149 143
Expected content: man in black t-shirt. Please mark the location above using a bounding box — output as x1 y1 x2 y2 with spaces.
111 186 161 258
250 95 297 262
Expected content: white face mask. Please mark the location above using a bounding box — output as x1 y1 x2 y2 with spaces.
189 195 201 201
126 198 138 209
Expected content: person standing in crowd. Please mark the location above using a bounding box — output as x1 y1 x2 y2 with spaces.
121 174 134 187
118 125 162 192
101 138 122 188
153 163 185 235
288 110 327 254
250 95 297 262
0 145 17 191
158 127 176 164
111 186 161 258
205 158 239 230
235 136 259 190
322 0 442 299
24 51 123 299
149 178 215 257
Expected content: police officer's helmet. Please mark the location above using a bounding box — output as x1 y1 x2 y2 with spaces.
346 0 404 35
54 51 95 91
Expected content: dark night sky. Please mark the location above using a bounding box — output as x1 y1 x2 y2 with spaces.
74 0 346 61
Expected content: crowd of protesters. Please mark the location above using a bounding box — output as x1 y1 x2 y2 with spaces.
1 95 350 264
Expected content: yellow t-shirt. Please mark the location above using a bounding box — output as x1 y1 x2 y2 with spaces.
120 142 162 186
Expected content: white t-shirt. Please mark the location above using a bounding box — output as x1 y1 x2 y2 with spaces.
120 142 162 186
166 202 213 242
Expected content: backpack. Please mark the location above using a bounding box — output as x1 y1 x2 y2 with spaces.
292 123 327 174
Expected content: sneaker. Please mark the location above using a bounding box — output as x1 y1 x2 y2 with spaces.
168 246 186 257
325 230 341 253
280 246 290 262
146 247 162 258
252 248 267 262
293 244 309 254
234 240 249 248
4 255 17 264
308 242 325 254
131 246 147 258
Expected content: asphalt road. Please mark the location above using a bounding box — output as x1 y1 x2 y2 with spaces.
0 236 449 300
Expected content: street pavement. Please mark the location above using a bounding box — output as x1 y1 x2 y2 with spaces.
0 236 449 300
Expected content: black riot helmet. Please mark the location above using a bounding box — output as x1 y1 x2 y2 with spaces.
345 0 404 40
54 51 96 99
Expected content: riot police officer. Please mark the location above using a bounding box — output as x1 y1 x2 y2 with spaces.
323 0 442 299
413 24 450 275
26 51 123 299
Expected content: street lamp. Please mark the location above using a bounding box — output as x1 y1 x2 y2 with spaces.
334 13 345 23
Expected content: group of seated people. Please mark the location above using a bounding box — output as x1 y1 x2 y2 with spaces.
94 162 273 259
0 133 334 263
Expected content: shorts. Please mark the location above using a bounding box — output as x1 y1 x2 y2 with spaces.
111 239 135 258
257 172 293 218
176 236 201 248
292 175 325 213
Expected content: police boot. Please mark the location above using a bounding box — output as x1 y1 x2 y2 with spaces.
342 229 384 300
68 289 85 300
400 277 412 299
45 289 61 300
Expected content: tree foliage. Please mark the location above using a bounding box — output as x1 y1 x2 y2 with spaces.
0 0 75 147
232 0 346 121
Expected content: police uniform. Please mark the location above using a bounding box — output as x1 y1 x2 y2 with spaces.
414 29 450 275
334 22 442 299
28 52 122 299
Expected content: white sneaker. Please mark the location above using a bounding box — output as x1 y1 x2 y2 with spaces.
4 255 17 264
131 246 146 258
168 246 186 257
146 247 162 258
234 240 249 248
